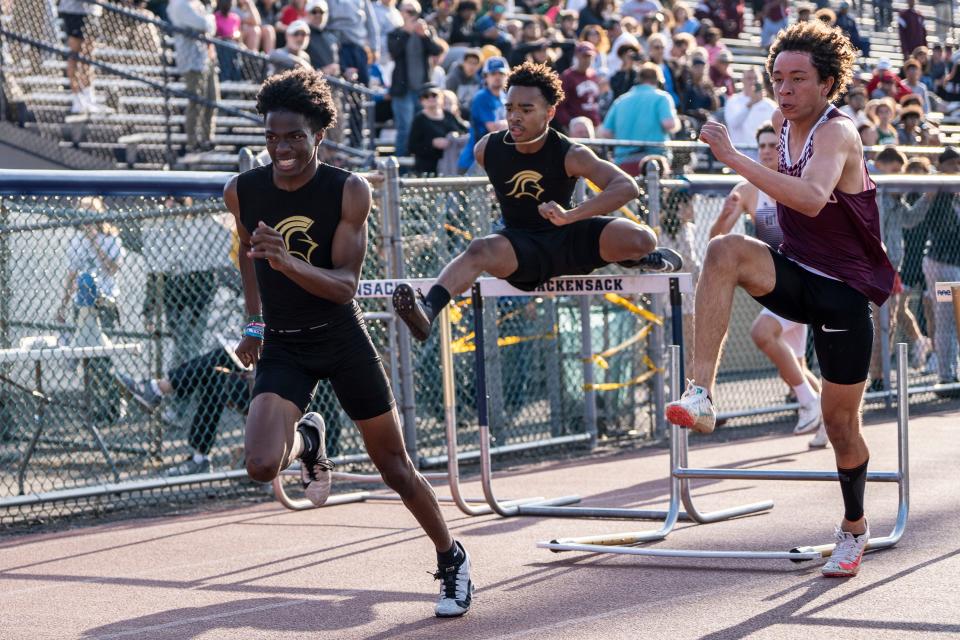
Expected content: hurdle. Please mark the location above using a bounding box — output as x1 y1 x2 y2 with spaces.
463 273 774 535
538 341 910 561
273 278 573 515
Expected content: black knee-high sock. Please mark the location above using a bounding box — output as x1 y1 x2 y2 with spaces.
838 458 869 523
424 285 451 322
297 424 319 459
437 540 463 567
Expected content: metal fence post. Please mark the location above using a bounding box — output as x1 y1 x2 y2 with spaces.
877 188 892 408
379 157 419 462
645 162 666 436
579 297 597 445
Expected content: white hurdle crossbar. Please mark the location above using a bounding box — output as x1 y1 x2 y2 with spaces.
464 273 765 537
539 342 910 562
273 278 560 515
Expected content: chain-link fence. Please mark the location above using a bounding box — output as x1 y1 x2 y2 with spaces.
0 0 378 171
2 167 959 528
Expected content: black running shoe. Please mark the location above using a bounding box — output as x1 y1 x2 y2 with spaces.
623 247 684 273
392 283 434 342
434 541 473 617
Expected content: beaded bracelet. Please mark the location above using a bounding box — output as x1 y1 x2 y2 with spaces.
243 321 265 341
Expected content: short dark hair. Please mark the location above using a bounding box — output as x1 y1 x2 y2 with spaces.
755 122 776 142
506 61 565 106
876 146 907 165
257 67 337 132
766 21 856 102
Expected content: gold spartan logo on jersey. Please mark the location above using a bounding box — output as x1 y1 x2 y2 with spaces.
504 170 544 200
275 215 319 263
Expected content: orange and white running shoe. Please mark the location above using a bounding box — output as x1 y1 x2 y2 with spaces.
822 521 870 577
665 380 717 434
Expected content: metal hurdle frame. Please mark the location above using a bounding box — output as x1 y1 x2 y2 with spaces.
272 278 576 515
464 273 778 535
538 340 911 562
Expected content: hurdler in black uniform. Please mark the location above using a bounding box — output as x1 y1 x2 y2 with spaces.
237 163 394 419
483 127 617 290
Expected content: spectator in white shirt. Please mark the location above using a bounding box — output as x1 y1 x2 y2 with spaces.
723 67 776 157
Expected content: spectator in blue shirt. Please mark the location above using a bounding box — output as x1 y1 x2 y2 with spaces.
835 1 869 58
458 56 509 172
599 62 679 175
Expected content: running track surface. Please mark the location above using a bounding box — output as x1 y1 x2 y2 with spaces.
3 408 959 640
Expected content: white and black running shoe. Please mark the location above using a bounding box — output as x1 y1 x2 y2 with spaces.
434 541 473 618
623 247 684 273
297 412 334 506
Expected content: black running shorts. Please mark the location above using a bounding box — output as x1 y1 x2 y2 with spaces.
252 304 396 420
61 13 88 39
495 216 616 291
752 247 874 385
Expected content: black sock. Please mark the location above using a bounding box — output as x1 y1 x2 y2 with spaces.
424 285 452 322
297 424 319 460
437 540 463 566
838 458 869 523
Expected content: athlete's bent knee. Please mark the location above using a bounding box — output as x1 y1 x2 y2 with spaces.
378 455 419 499
635 227 657 256
823 408 860 450
750 320 775 351
246 456 281 483
703 234 741 271
464 237 496 266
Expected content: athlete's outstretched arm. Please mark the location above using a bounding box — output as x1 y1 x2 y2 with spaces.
248 174 370 304
700 116 854 217
225 176 264 367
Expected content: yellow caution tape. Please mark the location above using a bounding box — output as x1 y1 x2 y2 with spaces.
451 332 556 354
584 179 642 223
444 223 473 241
583 354 664 391
604 293 662 325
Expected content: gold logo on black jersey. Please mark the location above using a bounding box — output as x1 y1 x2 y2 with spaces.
504 170 544 200
275 215 319 263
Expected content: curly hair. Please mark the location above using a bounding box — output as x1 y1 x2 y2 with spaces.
256 67 337 132
765 21 856 103
505 61 565 107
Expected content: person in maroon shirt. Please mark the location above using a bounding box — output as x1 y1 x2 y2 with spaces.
669 21 894 579
897 0 926 60
555 41 602 131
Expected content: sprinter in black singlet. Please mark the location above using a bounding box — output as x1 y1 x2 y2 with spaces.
391 61 683 342
224 68 473 618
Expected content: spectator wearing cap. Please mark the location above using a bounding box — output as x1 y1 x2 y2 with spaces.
898 0 926 60
724 67 776 155
408 84 469 173
304 0 340 76
896 104 928 145
867 97 899 145
278 0 308 35
325 0 381 85
796 2 814 23
445 48 483 114
835 1 869 58
922 146 960 388
388 0 447 158
709 48 734 97
907 45 935 90
473 1 513 58
267 18 312 75
902 58 931 112
600 61 679 172
609 42 642 100
457 56 509 172
680 47 718 127
867 60 912 101
556 41 603 130
840 85 871 127
579 25 611 77
814 8 835 27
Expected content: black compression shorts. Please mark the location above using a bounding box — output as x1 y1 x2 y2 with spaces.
495 216 616 291
252 305 396 420
753 247 873 385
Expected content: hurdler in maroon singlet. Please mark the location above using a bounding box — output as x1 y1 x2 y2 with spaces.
776 106 895 306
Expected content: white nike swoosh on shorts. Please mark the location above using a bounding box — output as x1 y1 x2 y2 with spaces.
821 325 848 333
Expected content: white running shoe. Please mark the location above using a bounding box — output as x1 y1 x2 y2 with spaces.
793 399 822 435
808 422 829 449
822 521 869 577
434 542 473 617
665 380 717 434
297 412 334 506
